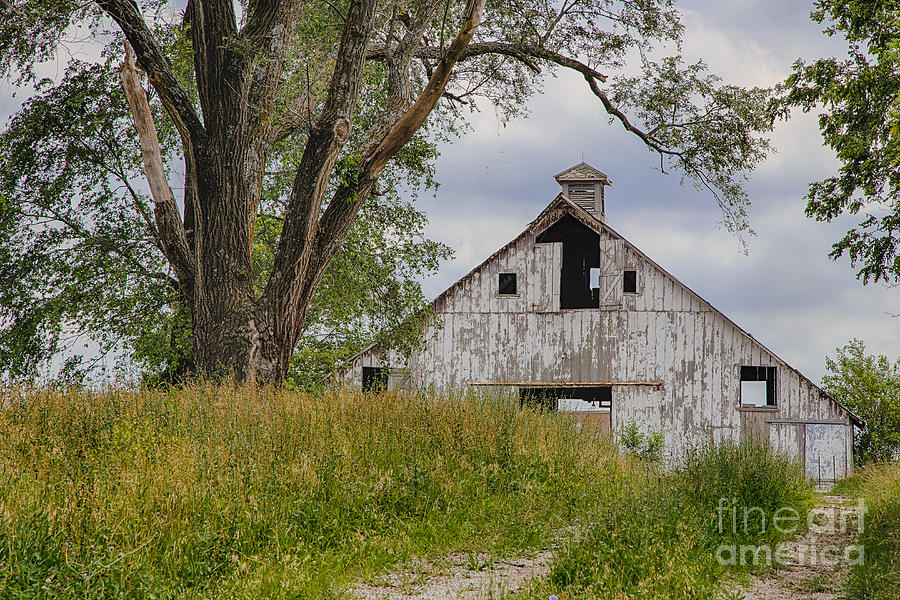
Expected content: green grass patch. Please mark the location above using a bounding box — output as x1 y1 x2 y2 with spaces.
517 441 815 600
834 462 900 600
0 386 624 599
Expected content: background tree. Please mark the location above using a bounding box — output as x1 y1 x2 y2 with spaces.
782 0 900 283
1 0 775 384
822 339 900 464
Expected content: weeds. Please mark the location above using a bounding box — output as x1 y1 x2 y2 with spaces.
519 440 816 600
0 385 619 599
834 462 900 600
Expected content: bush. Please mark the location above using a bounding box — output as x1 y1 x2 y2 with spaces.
522 440 816 600
617 419 665 464
676 440 815 547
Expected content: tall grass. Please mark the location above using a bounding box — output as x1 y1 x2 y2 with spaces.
518 440 815 600
0 385 622 599
676 440 816 547
833 462 900 600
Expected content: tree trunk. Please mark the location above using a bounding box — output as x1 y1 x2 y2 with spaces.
107 0 487 386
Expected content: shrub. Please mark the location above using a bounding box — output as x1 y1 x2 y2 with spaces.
522 440 815 600
676 440 815 547
617 419 665 464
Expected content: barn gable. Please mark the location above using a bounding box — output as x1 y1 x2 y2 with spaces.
342 166 862 482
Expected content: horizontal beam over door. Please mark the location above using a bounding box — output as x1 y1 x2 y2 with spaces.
469 381 663 387
766 419 848 425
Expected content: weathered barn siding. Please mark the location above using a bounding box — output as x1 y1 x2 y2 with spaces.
343 193 858 476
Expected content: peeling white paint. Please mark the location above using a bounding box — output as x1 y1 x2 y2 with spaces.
342 193 858 475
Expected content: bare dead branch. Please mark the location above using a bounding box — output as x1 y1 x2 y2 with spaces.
96 0 205 147
119 42 196 283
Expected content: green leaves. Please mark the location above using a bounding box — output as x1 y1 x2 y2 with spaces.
822 339 900 464
782 0 900 283
612 56 774 233
0 58 173 384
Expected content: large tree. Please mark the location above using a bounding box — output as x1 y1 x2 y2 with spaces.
1 0 774 384
782 0 900 284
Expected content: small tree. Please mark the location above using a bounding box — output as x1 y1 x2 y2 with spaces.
822 339 900 464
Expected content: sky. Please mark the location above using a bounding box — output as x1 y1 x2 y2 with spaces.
415 0 900 382
1 0 897 383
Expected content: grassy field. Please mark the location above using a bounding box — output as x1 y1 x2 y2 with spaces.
832 462 900 600
0 386 814 599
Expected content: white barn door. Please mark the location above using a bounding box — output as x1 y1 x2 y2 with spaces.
805 424 848 485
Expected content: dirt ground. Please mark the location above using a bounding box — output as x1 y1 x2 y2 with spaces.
736 495 863 600
350 550 553 600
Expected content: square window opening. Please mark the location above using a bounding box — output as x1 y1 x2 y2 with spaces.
623 269 637 294
740 366 776 406
362 366 389 392
499 272 517 295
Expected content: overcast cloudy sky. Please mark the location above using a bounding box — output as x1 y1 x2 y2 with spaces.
1 1 897 382
416 0 899 382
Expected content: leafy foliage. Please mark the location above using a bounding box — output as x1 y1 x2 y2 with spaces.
822 339 900 464
0 43 450 385
782 0 900 283
617 419 665 463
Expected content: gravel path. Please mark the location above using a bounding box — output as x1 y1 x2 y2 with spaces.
350 550 553 600
737 495 862 600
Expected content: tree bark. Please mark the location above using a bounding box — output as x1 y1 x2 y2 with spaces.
112 0 486 384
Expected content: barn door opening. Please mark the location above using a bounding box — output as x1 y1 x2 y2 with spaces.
805 424 848 486
519 386 612 435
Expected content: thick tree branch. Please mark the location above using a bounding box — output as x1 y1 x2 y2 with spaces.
120 43 196 283
303 0 489 321
270 91 314 143
366 0 486 174
265 0 378 302
186 0 240 135
96 0 205 146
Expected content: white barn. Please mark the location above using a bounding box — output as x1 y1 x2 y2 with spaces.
342 163 862 483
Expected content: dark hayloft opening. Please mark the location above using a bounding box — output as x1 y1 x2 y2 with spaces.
536 214 601 309
623 269 637 293
499 272 517 295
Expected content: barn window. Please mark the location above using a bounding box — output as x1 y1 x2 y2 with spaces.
498 272 517 295
740 366 776 407
623 269 637 294
362 366 389 392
